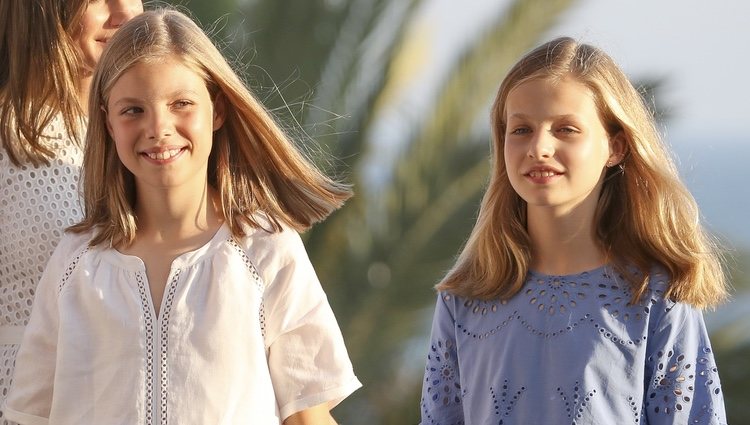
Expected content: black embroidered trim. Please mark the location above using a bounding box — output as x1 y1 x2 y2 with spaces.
228 238 266 338
57 247 89 293
135 272 155 425
158 269 182 424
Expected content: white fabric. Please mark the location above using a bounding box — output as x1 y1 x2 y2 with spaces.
4 221 360 425
0 115 83 425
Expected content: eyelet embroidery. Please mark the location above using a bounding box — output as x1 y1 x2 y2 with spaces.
421 337 465 425
524 273 591 315
626 395 642 423
597 271 648 323
645 346 722 420
158 269 182 424
135 272 155 425
424 339 462 407
462 297 501 315
491 380 525 423
456 311 516 339
228 238 266 338
0 344 20 419
455 268 656 344
1 115 83 329
557 382 596 424
57 247 89 293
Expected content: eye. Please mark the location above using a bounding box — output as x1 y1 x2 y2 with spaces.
172 100 194 109
508 126 531 136
557 126 580 135
120 106 143 115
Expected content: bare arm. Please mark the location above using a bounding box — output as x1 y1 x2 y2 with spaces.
282 403 337 425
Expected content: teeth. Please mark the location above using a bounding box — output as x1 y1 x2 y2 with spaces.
529 170 557 178
146 148 182 160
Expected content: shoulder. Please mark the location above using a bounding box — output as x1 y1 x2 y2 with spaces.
433 290 470 322
642 265 707 331
234 215 306 257
35 228 96 295
230 216 311 285
51 229 95 264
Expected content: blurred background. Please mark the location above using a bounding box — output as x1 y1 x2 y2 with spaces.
161 0 749 423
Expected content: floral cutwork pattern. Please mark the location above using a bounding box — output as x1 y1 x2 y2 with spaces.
424 339 462 407
422 337 465 425
596 270 650 323
646 346 723 422
523 272 592 315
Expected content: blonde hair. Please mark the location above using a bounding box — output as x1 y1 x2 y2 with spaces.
0 0 87 166
438 37 727 308
70 9 352 247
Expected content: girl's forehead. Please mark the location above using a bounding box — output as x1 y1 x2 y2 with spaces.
107 55 204 91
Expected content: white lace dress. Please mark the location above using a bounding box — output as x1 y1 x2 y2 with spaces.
0 116 83 424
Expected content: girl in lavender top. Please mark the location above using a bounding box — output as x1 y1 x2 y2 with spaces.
420 37 728 425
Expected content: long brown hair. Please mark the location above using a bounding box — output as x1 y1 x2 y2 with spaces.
0 0 87 166
438 37 727 308
70 9 352 247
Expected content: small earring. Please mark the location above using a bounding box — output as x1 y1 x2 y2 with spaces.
606 161 612 167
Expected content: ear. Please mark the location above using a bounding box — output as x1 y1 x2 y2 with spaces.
212 94 226 131
607 131 628 166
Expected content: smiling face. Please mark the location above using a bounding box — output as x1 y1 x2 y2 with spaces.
74 0 143 74
105 56 224 197
503 76 622 216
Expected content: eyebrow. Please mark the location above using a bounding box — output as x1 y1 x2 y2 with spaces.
507 113 582 121
110 90 201 107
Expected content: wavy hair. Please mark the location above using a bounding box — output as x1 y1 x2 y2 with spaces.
438 37 727 308
70 8 352 247
0 0 87 166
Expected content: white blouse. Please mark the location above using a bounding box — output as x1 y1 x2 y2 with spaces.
4 221 360 425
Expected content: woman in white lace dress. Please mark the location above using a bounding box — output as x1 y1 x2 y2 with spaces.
0 1 142 422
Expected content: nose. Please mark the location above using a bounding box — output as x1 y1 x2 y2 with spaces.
109 0 143 28
527 130 554 159
146 109 174 141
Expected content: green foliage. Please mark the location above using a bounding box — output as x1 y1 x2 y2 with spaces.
712 248 750 425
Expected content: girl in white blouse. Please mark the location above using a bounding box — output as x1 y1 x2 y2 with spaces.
5 8 360 425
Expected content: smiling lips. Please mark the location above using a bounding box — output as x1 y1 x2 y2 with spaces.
142 148 184 161
525 167 563 183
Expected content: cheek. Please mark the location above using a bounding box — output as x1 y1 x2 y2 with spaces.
75 10 104 56
503 141 524 166
109 126 135 160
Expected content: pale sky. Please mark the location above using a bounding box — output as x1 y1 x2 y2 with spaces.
371 0 749 147
548 0 750 145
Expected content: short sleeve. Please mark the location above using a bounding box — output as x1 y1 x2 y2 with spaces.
260 229 361 421
420 292 464 425
3 233 86 425
644 300 727 425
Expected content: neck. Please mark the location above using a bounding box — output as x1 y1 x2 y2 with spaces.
526 205 606 276
133 181 223 244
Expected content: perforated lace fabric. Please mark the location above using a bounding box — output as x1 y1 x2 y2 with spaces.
0 116 83 423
